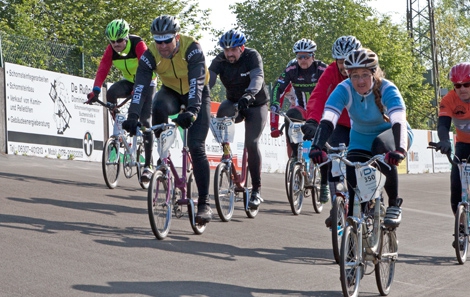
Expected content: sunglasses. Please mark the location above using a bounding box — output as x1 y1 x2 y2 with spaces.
296 54 313 60
109 38 126 44
454 82 470 89
155 38 174 45
350 73 373 81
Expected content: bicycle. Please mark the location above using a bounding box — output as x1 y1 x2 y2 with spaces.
324 142 349 264
90 97 150 190
210 105 260 222
428 142 470 264
277 111 322 215
332 153 399 297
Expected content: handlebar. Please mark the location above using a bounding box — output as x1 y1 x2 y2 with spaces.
141 123 176 134
85 95 132 111
320 153 390 171
428 141 456 164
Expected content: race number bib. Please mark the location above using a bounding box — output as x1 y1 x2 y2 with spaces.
355 165 386 202
288 122 304 144
460 162 470 192
209 117 235 143
157 126 177 159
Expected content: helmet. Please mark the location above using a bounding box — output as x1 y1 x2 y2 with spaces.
150 15 180 35
449 62 470 83
344 48 378 71
105 19 129 40
293 38 317 53
332 36 362 59
219 29 246 48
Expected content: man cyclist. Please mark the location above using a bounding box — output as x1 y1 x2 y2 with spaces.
86 19 156 117
209 29 270 209
435 62 470 218
270 38 328 201
309 48 413 228
122 15 213 223
301 36 361 224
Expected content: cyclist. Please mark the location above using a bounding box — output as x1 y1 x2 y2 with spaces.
309 48 413 228
209 29 270 209
122 15 213 223
301 36 362 225
86 19 156 119
435 62 470 216
270 38 328 201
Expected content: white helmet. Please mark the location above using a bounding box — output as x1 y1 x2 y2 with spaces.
332 36 362 59
293 38 317 53
344 48 378 71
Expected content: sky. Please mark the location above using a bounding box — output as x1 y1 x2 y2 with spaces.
197 0 407 62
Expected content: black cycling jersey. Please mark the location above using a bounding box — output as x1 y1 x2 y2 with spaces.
209 47 270 106
271 59 327 109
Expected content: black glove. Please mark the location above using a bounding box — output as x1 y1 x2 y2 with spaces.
436 140 452 155
173 111 196 129
301 119 318 140
85 86 101 104
238 93 255 111
122 114 140 136
385 150 405 166
309 146 327 164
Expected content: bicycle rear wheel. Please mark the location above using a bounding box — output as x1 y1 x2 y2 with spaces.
188 171 206 235
289 164 304 215
454 204 468 264
375 229 397 295
285 158 294 203
214 162 235 222
148 171 172 240
243 166 259 218
102 138 121 189
137 143 150 190
311 165 323 213
332 195 346 264
340 224 361 297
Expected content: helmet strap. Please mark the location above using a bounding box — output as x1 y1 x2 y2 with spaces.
166 40 180 59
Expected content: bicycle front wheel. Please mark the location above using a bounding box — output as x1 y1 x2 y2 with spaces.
243 166 259 218
289 164 304 215
340 224 361 297
102 138 121 189
455 204 468 264
285 158 294 203
147 171 172 240
137 143 150 190
375 229 398 296
214 162 235 222
332 195 346 264
187 171 206 235
311 165 323 213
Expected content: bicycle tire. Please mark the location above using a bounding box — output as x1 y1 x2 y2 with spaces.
148 170 172 240
340 224 361 297
289 164 304 215
455 204 468 264
375 229 397 296
214 162 235 222
285 158 294 203
102 138 121 189
312 165 323 213
188 171 206 235
332 194 346 264
243 166 259 218
137 143 150 190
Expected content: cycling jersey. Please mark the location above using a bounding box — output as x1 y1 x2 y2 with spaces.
209 47 269 106
93 35 147 88
271 59 327 109
439 90 470 143
306 61 351 128
128 35 209 118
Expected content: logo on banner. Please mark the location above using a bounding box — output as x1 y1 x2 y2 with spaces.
83 132 93 156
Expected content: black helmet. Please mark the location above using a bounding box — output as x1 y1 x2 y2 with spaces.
150 15 180 35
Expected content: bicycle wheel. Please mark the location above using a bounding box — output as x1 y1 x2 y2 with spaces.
137 143 150 190
454 204 468 264
147 170 172 240
102 138 121 189
289 164 304 215
188 171 206 235
340 224 361 297
243 166 259 218
332 195 346 264
375 229 398 296
285 158 294 202
311 165 323 213
214 162 235 222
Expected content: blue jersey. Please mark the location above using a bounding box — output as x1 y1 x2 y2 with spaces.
322 78 409 152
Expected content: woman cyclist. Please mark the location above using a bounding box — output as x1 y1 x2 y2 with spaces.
309 48 413 228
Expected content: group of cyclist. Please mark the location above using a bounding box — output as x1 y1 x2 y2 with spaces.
85 15 466 236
